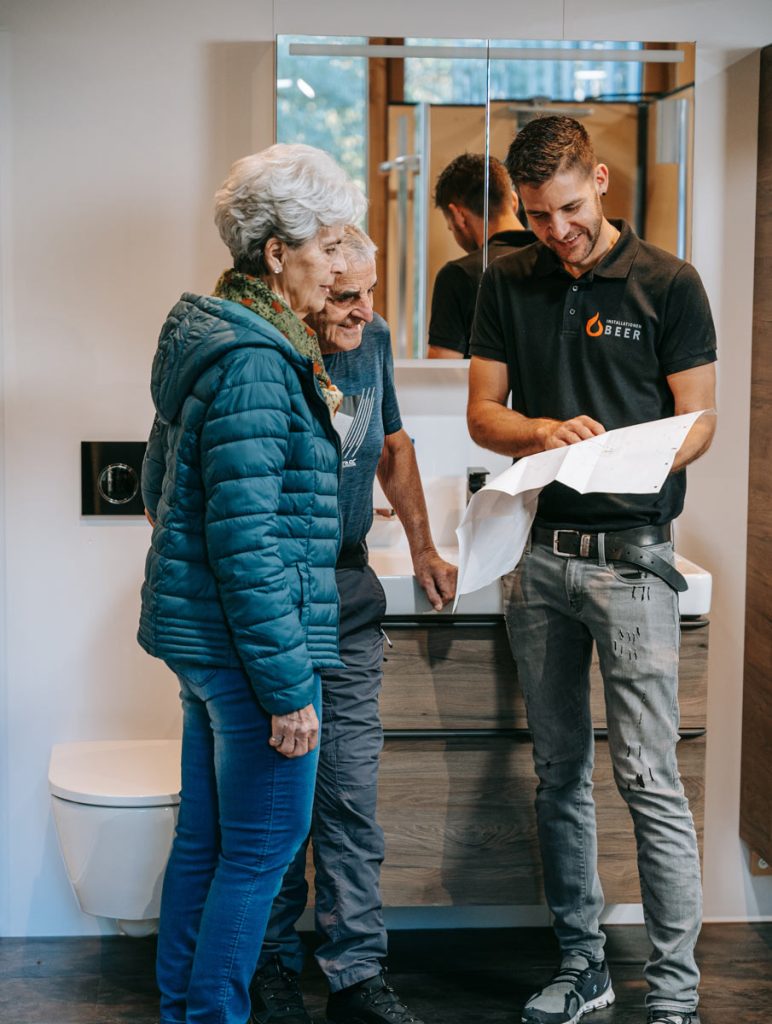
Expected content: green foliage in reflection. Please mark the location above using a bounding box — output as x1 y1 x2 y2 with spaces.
276 36 367 192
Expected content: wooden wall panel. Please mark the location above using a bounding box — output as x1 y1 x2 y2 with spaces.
741 44 772 864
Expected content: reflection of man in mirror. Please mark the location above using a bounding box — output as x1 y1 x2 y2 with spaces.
250 225 456 1024
427 153 535 359
469 115 716 1024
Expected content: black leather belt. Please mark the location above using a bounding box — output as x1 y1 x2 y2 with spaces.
531 523 687 593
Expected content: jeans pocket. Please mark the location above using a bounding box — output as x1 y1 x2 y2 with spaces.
606 540 674 585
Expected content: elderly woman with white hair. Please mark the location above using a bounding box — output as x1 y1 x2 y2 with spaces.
138 143 366 1024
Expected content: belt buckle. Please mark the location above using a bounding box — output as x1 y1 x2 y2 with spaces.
552 529 577 557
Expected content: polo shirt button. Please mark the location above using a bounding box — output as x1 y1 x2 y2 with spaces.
572 285 578 291
569 308 576 315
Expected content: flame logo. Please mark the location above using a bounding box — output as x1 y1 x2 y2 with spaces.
585 312 604 337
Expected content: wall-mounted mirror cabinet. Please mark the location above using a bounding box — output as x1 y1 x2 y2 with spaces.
276 37 695 361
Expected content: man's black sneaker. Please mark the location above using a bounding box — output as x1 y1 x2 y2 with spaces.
250 955 312 1024
326 970 425 1023
647 1014 700 1024
522 953 615 1024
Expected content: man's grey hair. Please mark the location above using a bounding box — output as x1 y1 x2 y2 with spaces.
214 143 367 272
340 223 377 266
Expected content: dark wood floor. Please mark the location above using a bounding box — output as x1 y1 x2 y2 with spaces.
0 924 770 1023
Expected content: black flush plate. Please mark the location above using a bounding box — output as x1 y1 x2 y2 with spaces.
81 441 147 516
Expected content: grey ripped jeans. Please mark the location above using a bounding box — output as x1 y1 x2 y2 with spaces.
503 536 702 1016
259 564 388 992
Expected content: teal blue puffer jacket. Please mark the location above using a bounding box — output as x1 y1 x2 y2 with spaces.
138 293 342 715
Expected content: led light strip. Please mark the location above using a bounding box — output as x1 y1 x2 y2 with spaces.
288 43 684 64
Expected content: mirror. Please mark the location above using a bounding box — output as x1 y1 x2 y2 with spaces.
276 37 695 361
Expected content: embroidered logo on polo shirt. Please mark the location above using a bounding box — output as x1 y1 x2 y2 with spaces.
585 312 642 341
586 312 604 337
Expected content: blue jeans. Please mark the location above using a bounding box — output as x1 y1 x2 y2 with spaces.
503 537 702 1016
259 566 387 991
157 665 321 1024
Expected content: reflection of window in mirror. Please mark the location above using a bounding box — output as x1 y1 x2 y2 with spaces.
275 38 694 363
276 36 489 360
276 35 367 193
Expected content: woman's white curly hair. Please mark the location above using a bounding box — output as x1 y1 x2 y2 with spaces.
214 143 367 272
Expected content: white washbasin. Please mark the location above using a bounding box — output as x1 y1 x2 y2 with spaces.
368 537 712 618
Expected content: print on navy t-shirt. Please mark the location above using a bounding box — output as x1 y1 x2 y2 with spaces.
323 313 402 549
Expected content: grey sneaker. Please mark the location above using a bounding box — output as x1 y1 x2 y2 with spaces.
647 1014 700 1024
522 953 615 1024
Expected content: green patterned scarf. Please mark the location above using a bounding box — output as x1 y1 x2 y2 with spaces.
213 269 342 417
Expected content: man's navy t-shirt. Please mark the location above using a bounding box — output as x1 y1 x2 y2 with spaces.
324 313 402 550
470 221 717 531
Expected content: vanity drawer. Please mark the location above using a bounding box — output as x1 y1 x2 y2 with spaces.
380 620 708 731
374 733 706 907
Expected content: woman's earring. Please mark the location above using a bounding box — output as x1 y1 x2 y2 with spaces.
272 262 282 274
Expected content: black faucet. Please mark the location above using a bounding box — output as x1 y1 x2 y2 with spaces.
466 466 490 503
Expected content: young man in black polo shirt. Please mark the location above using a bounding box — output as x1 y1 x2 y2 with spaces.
468 116 717 1024
427 153 535 359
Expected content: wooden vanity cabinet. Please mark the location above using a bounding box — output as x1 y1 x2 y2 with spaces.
375 615 709 907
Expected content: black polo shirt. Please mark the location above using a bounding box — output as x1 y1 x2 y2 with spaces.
470 220 717 531
428 229 536 358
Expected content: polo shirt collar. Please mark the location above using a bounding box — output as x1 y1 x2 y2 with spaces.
532 219 639 280
488 229 527 246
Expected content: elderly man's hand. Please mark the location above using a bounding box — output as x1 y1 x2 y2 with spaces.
412 549 458 612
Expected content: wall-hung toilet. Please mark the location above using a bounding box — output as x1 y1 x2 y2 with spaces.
49 739 181 937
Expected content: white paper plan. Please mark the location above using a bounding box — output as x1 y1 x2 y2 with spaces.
454 410 707 607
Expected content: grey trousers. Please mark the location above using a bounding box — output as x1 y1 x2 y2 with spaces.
503 536 702 1015
259 565 388 991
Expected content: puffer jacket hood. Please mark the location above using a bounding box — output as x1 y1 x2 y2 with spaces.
152 292 309 424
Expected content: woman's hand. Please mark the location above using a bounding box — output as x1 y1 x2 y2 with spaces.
269 704 319 758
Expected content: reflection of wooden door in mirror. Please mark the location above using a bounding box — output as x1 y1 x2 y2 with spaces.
426 106 486 321
644 88 694 259
385 103 486 356
384 105 417 359
489 101 639 224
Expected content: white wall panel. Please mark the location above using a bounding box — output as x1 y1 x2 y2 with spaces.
0 0 276 936
274 0 564 41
